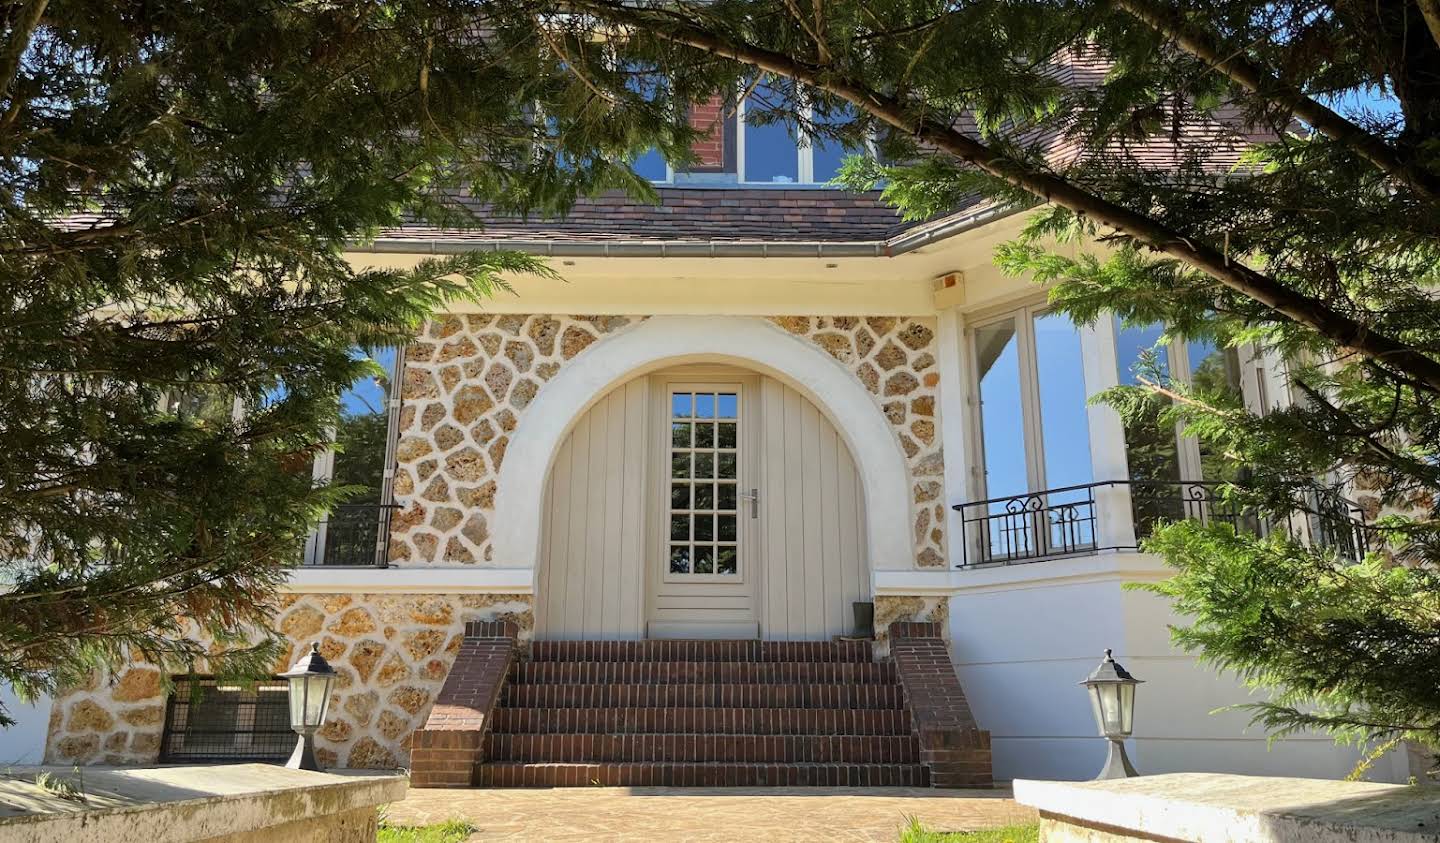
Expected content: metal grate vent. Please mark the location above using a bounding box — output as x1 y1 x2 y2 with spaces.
159 677 293 763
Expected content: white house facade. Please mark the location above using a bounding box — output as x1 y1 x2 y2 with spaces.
42 99 1410 788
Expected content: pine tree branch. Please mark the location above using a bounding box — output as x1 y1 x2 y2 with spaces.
574 0 1440 395
1291 378 1440 487
1108 0 1440 200
0 0 46 107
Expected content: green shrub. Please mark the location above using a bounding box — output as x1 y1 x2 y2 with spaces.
898 817 1040 843
376 818 478 843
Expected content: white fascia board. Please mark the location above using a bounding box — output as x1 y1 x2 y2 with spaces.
284 567 534 594
873 569 962 596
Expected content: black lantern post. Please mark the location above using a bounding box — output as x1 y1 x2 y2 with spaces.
1080 649 1143 779
282 642 336 771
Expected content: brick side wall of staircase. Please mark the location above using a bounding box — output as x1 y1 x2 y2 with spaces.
409 621 519 787
888 622 993 788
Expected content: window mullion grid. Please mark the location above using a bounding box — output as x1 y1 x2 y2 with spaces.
1015 308 1049 557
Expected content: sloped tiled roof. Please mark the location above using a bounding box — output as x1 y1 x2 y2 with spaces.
376 188 917 244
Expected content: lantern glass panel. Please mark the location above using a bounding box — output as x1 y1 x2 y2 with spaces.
1087 684 1105 736
1089 682 1127 737
288 674 332 728
1118 682 1136 735
288 675 307 727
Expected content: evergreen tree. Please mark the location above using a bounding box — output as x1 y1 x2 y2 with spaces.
516 0 1440 758
0 0 703 720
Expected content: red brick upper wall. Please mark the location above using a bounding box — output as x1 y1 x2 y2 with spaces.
687 96 727 170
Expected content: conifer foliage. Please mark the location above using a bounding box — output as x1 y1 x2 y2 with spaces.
0 0 686 720
513 0 1440 755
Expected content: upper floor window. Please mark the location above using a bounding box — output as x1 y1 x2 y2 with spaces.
624 64 673 183
631 147 671 182
739 82 869 185
613 73 874 186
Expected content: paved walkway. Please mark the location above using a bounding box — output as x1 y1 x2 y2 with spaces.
387 786 1036 842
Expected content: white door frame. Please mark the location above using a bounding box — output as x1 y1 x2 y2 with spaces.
645 366 761 638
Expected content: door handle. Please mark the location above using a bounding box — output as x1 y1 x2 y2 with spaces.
738 488 759 519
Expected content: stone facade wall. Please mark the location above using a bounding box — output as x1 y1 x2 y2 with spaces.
874 594 950 656
393 314 645 566
45 592 532 769
45 313 950 766
766 317 946 568
393 313 946 569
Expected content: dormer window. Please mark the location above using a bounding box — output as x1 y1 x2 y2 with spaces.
619 81 871 186
739 82 868 185
741 82 801 183
631 147 670 182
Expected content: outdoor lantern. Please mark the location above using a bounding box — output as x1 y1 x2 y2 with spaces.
282 642 337 771
1080 649 1143 780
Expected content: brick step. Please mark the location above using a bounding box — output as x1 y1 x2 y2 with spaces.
491 707 913 736
510 660 897 686
527 639 872 664
501 682 906 710
484 733 920 764
475 762 930 788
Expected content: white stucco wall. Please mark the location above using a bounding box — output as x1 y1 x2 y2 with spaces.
0 686 52 765
947 552 1411 784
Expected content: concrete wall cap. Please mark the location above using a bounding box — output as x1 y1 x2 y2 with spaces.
0 764 406 842
1015 773 1440 843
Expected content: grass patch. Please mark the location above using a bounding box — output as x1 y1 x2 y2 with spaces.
899 817 1040 843
377 817 477 843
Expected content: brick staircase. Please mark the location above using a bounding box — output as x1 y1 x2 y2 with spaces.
479 638 922 787
410 622 991 788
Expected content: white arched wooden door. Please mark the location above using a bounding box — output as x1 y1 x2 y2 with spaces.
536 364 870 641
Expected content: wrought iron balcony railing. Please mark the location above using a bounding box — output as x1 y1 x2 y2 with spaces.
953 480 1371 568
301 503 398 567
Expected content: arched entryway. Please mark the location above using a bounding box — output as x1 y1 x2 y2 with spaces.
492 315 912 640
535 363 871 640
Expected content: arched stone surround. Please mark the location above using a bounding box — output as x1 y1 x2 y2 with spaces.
494 315 937 577
393 313 945 572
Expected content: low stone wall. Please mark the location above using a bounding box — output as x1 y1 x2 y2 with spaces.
1016 773 1440 843
45 592 532 769
0 764 404 843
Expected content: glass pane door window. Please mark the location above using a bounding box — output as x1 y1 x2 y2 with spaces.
1114 320 1245 535
667 388 741 579
971 307 1095 560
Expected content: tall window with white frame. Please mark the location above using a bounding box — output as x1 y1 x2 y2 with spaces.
1113 320 1246 537
667 389 741 578
970 305 1094 562
305 347 403 567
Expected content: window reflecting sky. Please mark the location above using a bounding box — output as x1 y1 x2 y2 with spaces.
1114 321 1169 385
976 320 1028 501
341 347 395 417
811 103 862 183
744 82 799 183
1033 312 1092 491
